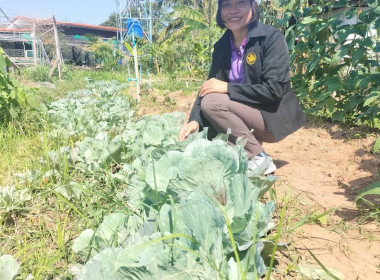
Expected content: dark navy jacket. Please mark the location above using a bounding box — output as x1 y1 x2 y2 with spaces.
188 21 306 141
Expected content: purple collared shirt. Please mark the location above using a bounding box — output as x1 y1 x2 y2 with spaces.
229 35 246 84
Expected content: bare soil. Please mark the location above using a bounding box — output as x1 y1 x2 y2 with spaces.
139 89 380 280
265 126 380 280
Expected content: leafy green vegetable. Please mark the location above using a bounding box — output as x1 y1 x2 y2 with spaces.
0 185 31 212
73 213 130 261
73 136 277 279
0 255 20 280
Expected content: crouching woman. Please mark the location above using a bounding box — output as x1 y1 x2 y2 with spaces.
179 0 306 175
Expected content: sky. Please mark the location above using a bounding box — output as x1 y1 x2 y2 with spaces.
0 0 117 26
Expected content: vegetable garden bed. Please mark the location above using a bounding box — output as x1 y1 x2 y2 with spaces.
1 80 280 279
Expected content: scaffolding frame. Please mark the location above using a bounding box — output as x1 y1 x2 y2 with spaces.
116 0 152 49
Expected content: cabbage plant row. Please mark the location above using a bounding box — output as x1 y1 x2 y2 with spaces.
1 81 279 279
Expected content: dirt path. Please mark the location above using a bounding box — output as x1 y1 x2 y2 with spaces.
265 126 380 280
139 89 380 280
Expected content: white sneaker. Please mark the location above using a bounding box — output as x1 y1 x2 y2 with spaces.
247 152 277 176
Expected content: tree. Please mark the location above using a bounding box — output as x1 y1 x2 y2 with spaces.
100 12 117 27
157 0 219 61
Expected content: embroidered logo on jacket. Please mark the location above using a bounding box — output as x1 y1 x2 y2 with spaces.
246 52 257 65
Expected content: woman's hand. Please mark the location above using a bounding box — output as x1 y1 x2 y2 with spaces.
199 78 228 97
178 121 199 141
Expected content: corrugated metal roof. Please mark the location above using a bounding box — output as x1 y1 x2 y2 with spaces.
2 16 120 32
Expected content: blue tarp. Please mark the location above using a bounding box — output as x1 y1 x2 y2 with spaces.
126 19 143 38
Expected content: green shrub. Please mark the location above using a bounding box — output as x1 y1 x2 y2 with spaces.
21 65 52 82
261 0 379 127
0 48 27 123
93 41 123 70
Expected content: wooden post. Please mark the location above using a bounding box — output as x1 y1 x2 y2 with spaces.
154 57 160 75
32 21 37 66
48 59 59 78
127 57 131 79
52 15 63 80
133 42 140 103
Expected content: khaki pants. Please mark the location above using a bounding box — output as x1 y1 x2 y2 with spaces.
201 93 275 158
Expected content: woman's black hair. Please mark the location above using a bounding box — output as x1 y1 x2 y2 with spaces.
216 0 260 29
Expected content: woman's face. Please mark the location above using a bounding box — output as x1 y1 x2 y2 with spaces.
220 0 253 33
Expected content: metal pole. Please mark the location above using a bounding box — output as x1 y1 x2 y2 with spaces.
133 38 140 103
32 21 37 66
149 0 152 42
